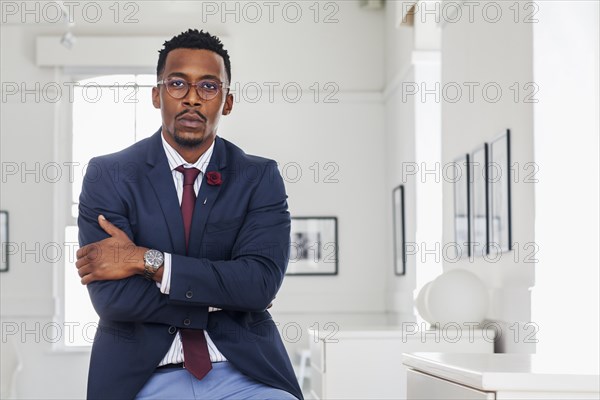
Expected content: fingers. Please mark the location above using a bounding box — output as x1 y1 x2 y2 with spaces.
75 245 102 282
75 215 133 285
76 253 102 285
76 246 86 260
76 216 126 259
75 253 96 282
81 272 96 285
76 262 95 284
78 266 100 284
77 264 91 278
76 242 102 260
75 255 88 270
98 214 124 238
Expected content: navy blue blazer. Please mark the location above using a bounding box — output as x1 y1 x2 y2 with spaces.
78 129 302 400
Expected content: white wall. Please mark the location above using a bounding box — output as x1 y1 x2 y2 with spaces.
383 1 443 319
0 2 386 398
441 1 536 352
384 0 418 317
532 0 600 365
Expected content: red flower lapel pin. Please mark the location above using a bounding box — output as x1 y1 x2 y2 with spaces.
206 171 222 186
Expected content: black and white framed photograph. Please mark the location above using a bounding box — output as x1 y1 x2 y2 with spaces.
489 129 512 252
287 217 338 275
1 211 8 272
471 144 489 257
453 154 470 258
392 185 406 275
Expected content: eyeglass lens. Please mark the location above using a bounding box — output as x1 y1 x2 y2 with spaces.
164 78 222 100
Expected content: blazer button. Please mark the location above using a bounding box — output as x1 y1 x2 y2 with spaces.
186 291 193 299
168 326 177 334
183 318 191 326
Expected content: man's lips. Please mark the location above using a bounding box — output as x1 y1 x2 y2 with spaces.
177 112 206 128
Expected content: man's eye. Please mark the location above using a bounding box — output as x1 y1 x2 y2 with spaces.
199 81 219 91
168 80 186 88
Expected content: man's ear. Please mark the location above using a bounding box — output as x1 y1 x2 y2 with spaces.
152 86 161 109
222 93 234 115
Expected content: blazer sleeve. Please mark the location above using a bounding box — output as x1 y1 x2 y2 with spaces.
77 157 208 329
169 161 291 312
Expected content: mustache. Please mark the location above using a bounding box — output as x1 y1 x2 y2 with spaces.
176 109 207 122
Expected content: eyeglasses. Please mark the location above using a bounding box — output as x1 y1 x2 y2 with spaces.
157 78 229 100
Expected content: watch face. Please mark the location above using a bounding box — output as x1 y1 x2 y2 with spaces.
145 250 164 269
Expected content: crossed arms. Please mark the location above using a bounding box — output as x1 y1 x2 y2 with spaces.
76 157 290 329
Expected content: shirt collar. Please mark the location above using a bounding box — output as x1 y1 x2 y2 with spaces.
161 133 215 175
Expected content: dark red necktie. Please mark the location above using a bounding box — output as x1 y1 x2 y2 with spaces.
175 165 212 380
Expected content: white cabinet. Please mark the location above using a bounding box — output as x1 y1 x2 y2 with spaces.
407 369 494 400
308 327 494 399
403 352 600 400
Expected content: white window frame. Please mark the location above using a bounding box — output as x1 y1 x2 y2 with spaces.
52 66 155 351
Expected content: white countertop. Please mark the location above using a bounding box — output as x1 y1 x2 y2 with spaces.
402 352 600 393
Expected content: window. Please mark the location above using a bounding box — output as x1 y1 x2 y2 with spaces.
63 74 161 346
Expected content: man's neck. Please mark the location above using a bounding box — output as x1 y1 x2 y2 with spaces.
176 145 210 164
162 132 215 164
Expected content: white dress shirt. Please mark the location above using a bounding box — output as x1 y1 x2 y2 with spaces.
157 134 227 366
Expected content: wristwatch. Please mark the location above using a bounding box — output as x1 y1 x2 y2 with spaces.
143 249 164 280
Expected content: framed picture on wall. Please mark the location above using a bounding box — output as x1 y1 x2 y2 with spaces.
489 129 512 252
287 217 338 275
453 154 470 258
393 185 406 275
1 211 8 272
470 144 489 257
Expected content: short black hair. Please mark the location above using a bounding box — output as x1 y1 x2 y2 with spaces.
157 29 231 83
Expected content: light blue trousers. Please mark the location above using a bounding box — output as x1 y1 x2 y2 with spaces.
135 362 298 400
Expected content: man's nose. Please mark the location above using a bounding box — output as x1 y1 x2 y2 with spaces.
183 85 203 106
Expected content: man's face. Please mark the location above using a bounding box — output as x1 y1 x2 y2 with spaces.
152 48 233 150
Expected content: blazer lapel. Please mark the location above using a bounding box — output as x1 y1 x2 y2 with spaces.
145 129 187 256
188 136 227 258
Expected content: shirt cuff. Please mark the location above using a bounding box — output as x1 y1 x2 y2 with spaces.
158 252 172 294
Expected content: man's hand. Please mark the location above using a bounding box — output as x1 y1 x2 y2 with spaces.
76 215 147 285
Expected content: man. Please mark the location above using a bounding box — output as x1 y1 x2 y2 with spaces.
75 29 302 400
